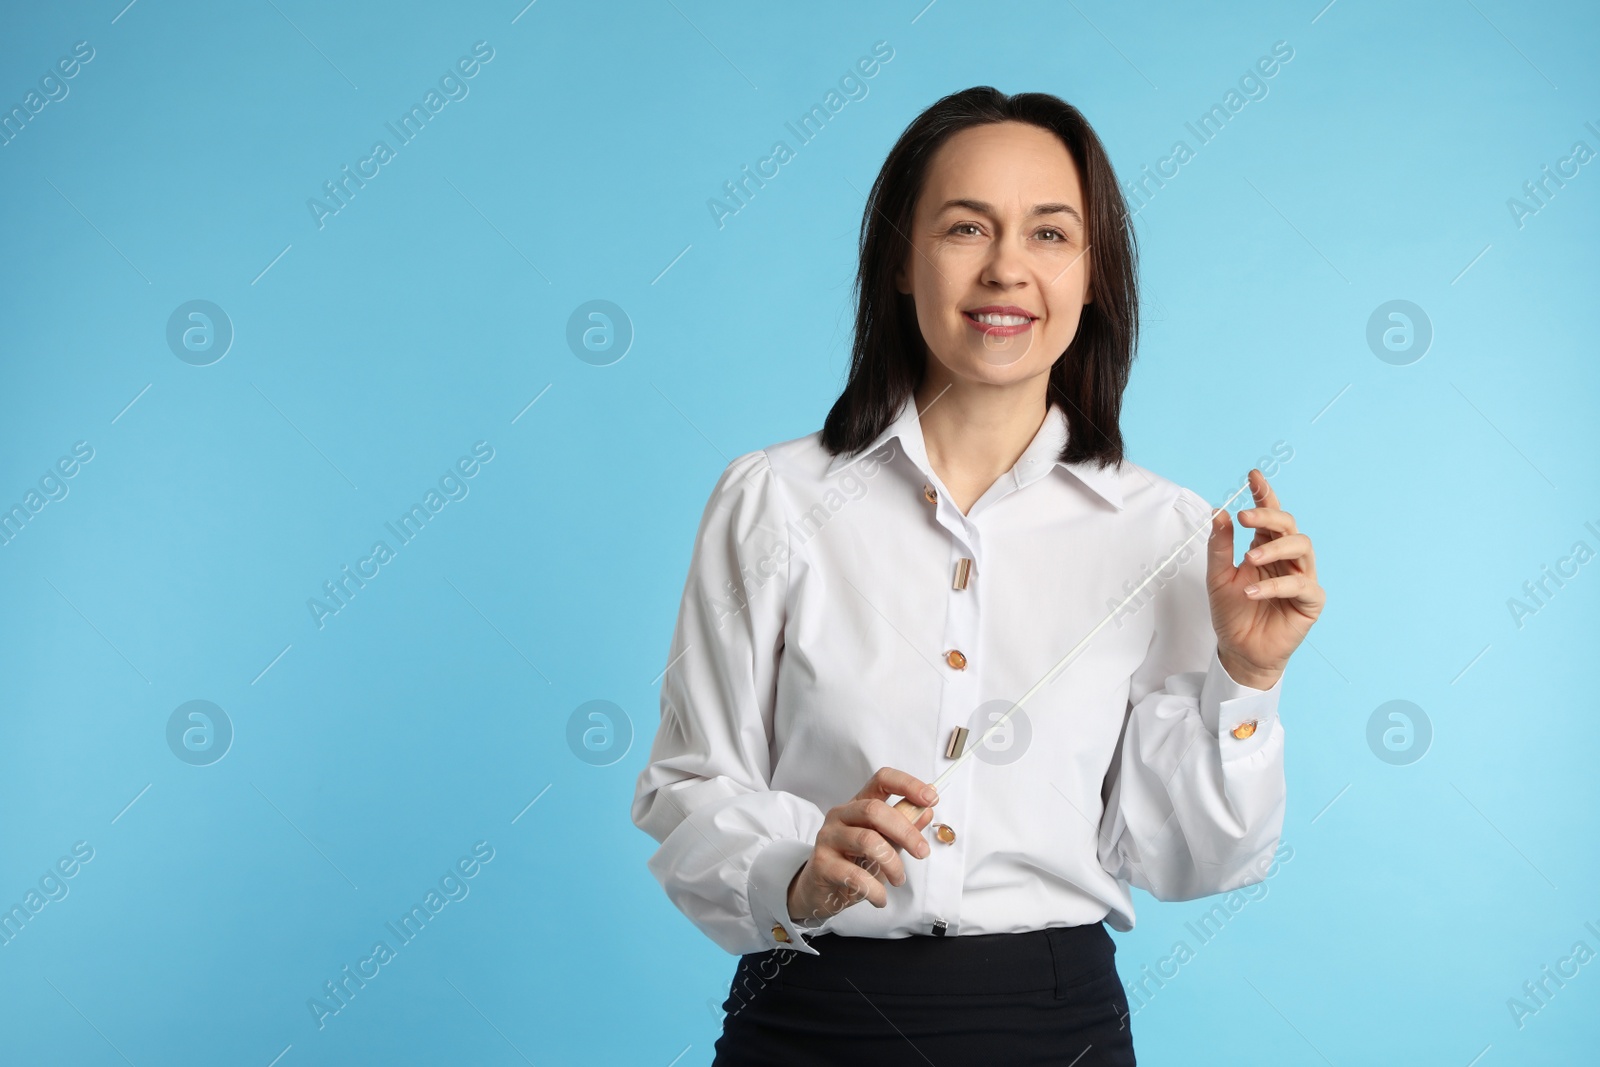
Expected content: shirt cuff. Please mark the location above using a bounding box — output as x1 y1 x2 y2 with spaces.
747 837 825 956
1200 648 1282 760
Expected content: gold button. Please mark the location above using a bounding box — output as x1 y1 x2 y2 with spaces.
1231 719 1258 740
945 649 967 670
771 924 791 943
923 484 937 503
933 823 956 844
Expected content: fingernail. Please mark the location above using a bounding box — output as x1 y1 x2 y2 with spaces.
1246 548 1262 561
1244 584 1260 597
924 787 938 803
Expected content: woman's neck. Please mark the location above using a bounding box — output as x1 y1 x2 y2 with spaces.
913 375 1051 516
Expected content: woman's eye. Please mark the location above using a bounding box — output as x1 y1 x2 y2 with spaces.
1038 228 1069 242
948 222 982 236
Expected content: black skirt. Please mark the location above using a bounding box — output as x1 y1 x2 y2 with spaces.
712 921 1136 1066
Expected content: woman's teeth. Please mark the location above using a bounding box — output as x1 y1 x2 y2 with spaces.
969 313 1031 326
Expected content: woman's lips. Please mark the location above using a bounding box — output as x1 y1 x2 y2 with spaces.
962 310 1035 336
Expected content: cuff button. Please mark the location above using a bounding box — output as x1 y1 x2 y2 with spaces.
771 924 791 943
1231 719 1259 740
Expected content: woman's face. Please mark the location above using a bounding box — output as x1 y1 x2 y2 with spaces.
896 120 1092 382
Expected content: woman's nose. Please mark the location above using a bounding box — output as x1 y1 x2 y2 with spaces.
980 238 1029 287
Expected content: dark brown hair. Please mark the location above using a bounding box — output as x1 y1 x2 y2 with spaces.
820 86 1139 469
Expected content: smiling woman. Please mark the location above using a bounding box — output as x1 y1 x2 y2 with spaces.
828 92 1139 485
634 85 1323 1067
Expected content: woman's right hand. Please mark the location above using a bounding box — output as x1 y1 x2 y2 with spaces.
785 767 939 924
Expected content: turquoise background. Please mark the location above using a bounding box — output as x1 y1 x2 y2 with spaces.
1 1 1596 1063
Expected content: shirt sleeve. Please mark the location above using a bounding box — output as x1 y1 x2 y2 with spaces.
1095 487 1288 902
630 448 837 957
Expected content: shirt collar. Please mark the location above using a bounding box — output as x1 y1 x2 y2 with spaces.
824 395 1124 510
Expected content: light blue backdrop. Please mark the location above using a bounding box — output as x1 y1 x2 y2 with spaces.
2 1 1596 1064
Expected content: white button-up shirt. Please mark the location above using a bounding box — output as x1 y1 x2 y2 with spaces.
631 396 1286 957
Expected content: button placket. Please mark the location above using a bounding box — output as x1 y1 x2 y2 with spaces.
925 494 979 940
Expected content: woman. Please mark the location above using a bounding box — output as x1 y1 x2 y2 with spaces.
631 86 1324 1066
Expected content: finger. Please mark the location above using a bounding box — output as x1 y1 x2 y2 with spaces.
1243 532 1314 570
814 853 886 909
823 820 906 887
888 802 936 848
1236 507 1297 537
1207 507 1236 588
855 766 939 807
855 798 932 863
1244 573 1319 602
1248 468 1281 511
825 810 917 890
851 847 909 890
888 801 935 829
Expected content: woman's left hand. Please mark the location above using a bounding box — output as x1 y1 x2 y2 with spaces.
1206 468 1325 690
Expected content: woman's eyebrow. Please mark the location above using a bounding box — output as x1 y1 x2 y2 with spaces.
937 198 1084 226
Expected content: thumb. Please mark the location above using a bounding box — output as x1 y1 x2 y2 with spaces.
1207 507 1235 590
